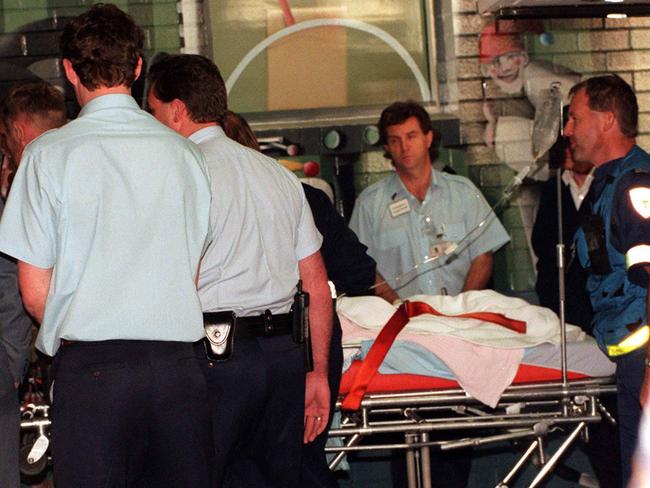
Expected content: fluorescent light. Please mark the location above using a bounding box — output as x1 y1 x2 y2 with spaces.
607 12 628 18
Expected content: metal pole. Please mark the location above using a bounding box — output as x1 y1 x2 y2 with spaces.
406 434 418 488
496 439 539 488
528 421 587 488
555 103 569 388
328 433 361 470
420 432 433 488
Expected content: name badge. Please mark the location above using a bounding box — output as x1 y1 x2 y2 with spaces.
389 198 410 218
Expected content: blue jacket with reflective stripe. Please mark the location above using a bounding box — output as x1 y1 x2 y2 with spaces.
575 145 650 352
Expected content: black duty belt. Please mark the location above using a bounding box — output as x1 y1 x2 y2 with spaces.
202 311 293 339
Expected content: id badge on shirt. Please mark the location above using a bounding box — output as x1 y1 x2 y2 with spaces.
389 198 410 218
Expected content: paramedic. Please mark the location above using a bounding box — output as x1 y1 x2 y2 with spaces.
568 74 650 486
349 100 510 303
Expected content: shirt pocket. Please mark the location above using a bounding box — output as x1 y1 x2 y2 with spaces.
376 228 404 251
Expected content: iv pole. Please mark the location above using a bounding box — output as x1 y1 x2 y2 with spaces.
554 112 569 389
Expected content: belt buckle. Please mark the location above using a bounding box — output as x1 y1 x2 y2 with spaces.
263 310 273 336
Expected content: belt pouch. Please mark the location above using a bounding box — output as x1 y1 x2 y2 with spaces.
203 311 236 361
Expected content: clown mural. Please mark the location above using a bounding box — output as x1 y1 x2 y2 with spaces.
480 20 581 271
481 20 580 179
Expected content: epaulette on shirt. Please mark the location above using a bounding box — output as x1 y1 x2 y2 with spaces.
439 171 482 192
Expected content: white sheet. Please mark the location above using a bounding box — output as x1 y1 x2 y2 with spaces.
337 290 592 407
338 290 584 349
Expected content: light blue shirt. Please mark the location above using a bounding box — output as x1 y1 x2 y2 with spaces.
349 171 510 298
0 94 212 356
192 126 322 316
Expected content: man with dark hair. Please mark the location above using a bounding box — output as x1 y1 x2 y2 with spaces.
147 53 332 488
0 5 213 487
350 100 510 304
567 74 650 487
377 100 440 164
350 100 509 487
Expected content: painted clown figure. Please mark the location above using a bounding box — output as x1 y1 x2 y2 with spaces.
480 19 580 179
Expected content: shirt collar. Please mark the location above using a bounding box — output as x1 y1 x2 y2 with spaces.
78 94 140 117
188 125 224 144
589 145 639 200
562 168 594 209
593 145 641 184
391 167 439 201
562 167 595 187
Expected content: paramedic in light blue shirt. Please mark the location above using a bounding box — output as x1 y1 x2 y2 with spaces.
350 101 510 302
0 6 213 487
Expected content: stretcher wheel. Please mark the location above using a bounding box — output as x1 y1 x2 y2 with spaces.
19 433 48 477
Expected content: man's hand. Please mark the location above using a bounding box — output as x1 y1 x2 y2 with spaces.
299 250 332 443
374 272 400 304
303 370 330 444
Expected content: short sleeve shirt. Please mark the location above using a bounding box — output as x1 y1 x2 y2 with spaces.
192 126 322 316
0 94 212 355
349 171 510 297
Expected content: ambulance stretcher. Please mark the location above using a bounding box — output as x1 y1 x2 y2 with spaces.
327 295 617 488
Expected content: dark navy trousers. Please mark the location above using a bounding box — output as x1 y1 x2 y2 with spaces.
201 335 306 488
614 346 645 487
51 340 213 488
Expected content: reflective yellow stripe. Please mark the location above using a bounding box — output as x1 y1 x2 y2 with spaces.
626 245 650 269
607 325 650 357
630 187 650 219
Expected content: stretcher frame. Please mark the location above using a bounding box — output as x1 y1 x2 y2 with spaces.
328 373 616 488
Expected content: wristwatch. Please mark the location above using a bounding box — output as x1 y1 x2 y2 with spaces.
645 357 650 368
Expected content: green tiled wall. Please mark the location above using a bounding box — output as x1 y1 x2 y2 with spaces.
0 0 182 70
0 0 182 115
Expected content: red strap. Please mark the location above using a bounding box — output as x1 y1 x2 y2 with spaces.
340 300 526 411
426 308 526 334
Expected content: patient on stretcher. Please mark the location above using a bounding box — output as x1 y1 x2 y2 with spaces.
337 290 615 407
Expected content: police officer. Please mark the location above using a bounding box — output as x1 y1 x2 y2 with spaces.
568 74 650 487
147 54 333 488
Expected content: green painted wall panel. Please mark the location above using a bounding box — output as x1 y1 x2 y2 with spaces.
3 8 49 31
